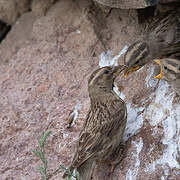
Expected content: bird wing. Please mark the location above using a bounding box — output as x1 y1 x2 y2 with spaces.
71 96 127 169
147 8 180 58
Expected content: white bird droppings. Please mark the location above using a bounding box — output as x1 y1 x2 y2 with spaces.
99 45 128 68
98 49 180 177
144 80 180 172
125 138 143 180
69 101 81 128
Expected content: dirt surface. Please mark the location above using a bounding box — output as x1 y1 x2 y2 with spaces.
0 0 179 180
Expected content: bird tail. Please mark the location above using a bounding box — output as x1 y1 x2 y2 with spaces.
77 159 96 180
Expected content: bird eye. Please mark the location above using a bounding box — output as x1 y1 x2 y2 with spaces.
135 60 139 65
104 70 110 74
164 66 167 70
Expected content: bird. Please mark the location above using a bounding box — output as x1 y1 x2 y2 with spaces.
63 65 127 180
153 58 180 95
123 7 180 76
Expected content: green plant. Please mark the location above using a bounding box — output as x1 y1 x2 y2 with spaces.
33 130 51 180
33 130 80 180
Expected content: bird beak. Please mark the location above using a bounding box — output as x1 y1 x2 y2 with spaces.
112 65 128 78
124 66 140 77
153 59 163 79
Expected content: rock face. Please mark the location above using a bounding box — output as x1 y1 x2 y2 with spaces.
31 0 57 17
93 0 157 9
0 0 56 25
159 0 179 3
0 12 37 64
0 0 30 25
0 0 179 180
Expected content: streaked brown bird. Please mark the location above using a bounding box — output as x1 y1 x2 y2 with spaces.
154 58 180 95
63 65 127 180
124 7 180 76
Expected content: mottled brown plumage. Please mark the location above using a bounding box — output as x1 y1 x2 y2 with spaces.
124 7 180 74
63 65 127 180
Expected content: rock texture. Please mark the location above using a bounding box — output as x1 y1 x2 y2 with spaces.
0 0 56 25
31 0 56 17
0 0 179 180
159 0 179 3
0 0 30 25
0 12 36 64
93 0 155 9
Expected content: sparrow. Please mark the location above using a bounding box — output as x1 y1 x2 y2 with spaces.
154 58 180 95
63 65 127 180
124 7 180 76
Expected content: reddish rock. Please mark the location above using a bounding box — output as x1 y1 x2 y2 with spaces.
0 0 179 180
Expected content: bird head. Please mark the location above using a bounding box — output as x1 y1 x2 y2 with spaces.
88 65 127 95
154 58 180 81
124 41 150 77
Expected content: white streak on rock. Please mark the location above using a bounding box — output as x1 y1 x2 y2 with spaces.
144 80 180 172
76 30 81 34
69 101 81 128
145 64 158 88
113 85 144 141
125 138 143 180
123 103 144 142
99 50 112 68
113 85 125 100
99 45 128 67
